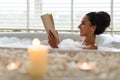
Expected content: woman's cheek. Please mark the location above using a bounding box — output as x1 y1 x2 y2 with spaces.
81 25 85 29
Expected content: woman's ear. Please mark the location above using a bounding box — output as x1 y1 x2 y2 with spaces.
91 25 96 32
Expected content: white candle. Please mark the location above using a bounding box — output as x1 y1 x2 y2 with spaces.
28 38 48 77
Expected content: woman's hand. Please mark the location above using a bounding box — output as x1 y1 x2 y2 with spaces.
48 30 59 48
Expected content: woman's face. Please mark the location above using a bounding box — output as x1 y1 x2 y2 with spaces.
78 16 94 36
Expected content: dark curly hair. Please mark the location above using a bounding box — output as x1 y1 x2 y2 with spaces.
86 11 111 35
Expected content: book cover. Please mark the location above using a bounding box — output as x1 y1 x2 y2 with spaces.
41 13 59 40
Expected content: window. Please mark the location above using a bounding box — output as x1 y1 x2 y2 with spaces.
0 0 120 33
0 0 27 29
113 0 120 31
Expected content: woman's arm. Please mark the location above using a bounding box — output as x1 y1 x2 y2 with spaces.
84 44 97 50
88 44 97 49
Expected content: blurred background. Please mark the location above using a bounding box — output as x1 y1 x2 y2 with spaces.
0 0 120 34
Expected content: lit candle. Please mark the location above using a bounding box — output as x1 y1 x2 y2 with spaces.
78 62 95 71
7 62 18 70
28 38 48 77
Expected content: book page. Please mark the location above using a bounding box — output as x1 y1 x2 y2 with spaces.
41 13 59 40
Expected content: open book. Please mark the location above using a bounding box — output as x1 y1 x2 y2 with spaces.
41 13 59 40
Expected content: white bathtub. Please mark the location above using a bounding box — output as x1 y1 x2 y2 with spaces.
0 32 120 51
0 32 120 80
0 32 80 41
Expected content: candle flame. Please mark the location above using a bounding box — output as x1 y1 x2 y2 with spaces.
32 38 40 46
7 63 18 70
80 62 90 70
78 62 96 71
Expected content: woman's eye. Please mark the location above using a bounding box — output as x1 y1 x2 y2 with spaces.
81 23 85 25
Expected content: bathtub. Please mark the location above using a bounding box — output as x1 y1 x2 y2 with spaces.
0 32 80 41
0 32 119 51
0 32 120 80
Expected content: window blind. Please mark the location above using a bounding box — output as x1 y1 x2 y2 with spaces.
0 0 120 32
0 0 27 29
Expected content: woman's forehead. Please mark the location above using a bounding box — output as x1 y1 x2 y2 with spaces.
81 16 91 23
82 16 89 21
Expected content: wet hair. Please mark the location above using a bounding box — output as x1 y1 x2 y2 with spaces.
86 11 111 35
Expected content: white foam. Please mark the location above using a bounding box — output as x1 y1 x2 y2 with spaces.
0 34 120 51
0 37 49 48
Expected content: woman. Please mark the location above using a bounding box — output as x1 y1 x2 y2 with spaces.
48 11 111 49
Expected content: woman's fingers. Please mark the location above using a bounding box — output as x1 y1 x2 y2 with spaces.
48 30 59 48
49 30 55 39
